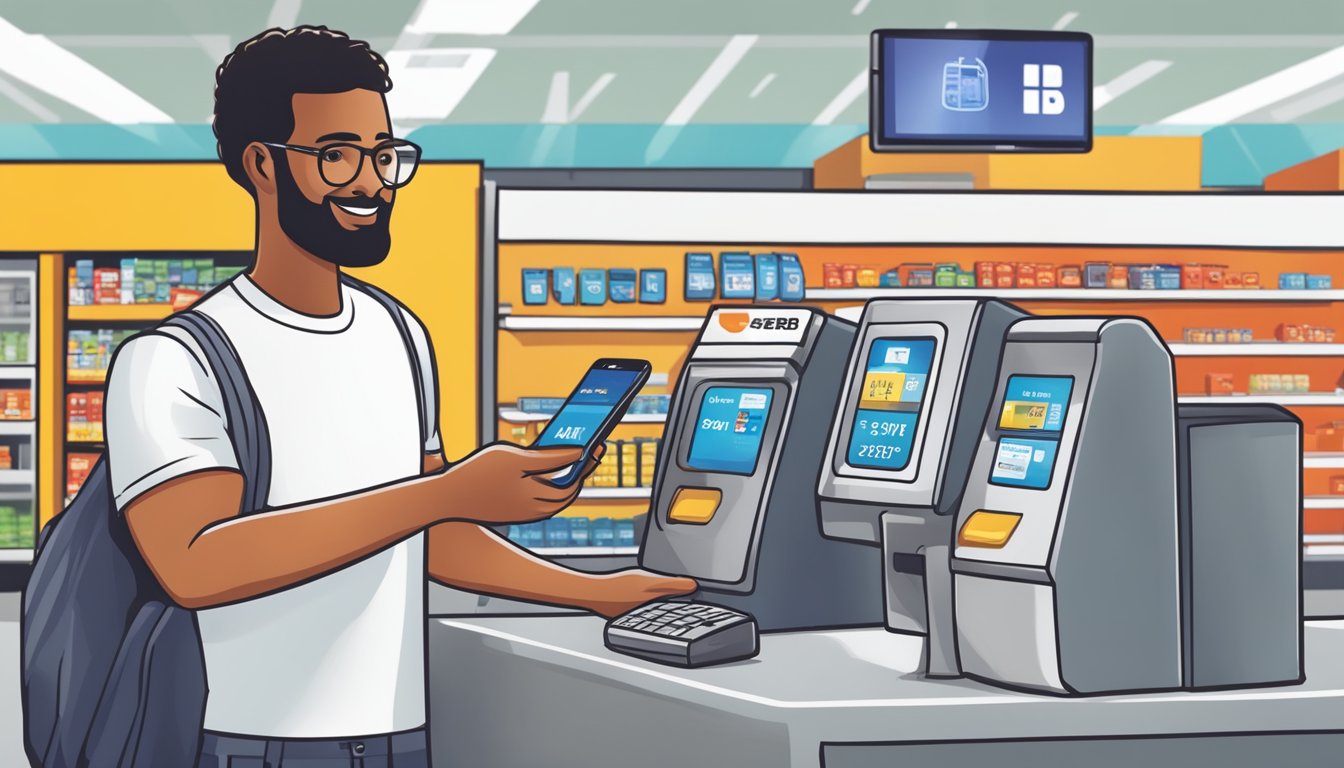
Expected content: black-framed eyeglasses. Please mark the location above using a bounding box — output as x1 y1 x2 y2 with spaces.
262 139 422 189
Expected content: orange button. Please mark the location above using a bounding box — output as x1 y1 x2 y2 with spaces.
958 510 1023 548
667 487 722 525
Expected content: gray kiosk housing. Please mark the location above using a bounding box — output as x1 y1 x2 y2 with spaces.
952 317 1182 695
817 299 1026 676
640 306 883 631
1176 404 1303 690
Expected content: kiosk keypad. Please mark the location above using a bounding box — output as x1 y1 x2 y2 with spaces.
605 602 759 667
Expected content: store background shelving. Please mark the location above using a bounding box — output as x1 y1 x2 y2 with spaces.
0 264 40 562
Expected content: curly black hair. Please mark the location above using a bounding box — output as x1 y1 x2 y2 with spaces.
212 26 392 193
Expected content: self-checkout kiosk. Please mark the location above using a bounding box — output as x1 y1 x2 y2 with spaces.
637 305 884 631
817 299 1027 676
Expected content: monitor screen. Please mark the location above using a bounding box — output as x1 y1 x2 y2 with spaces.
872 30 1092 152
535 368 643 447
990 374 1074 489
686 386 775 475
846 338 937 471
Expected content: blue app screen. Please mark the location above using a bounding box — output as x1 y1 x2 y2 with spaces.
998 375 1074 433
535 368 642 448
847 338 937 471
686 387 774 475
990 437 1060 489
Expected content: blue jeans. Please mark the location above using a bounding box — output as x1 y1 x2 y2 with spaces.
197 727 429 768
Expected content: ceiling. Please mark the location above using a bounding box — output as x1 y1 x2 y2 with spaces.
1 0 1343 129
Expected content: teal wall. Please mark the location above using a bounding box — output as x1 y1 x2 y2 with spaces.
2 123 1342 187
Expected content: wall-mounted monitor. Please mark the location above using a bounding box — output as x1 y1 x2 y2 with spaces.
870 29 1092 153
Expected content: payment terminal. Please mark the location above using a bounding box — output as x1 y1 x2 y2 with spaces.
951 317 1183 695
817 299 1026 677
606 306 882 667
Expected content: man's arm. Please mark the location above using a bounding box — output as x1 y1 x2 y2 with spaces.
423 452 697 618
126 444 587 610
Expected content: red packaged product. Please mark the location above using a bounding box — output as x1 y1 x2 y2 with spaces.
1206 373 1236 395
1223 272 1244 289
1036 264 1057 288
1017 264 1038 288
995 263 1015 289
1059 266 1083 288
841 264 858 288
1181 264 1204 290
1243 272 1261 289
1204 265 1226 288
823 263 843 289
1108 265 1129 289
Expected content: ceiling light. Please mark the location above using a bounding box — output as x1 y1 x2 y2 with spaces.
406 0 542 35
384 48 496 120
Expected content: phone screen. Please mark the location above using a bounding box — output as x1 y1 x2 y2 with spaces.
535 367 645 449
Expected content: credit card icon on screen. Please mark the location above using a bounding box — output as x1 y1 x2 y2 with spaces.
993 442 1032 480
738 392 769 410
885 347 912 365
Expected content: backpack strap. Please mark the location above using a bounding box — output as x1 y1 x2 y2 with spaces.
338 274 431 450
160 311 272 513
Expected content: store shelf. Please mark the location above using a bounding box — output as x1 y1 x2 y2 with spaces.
804 288 1344 302
499 407 667 425
67 374 108 385
1168 344 1344 357
0 365 35 375
68 304 175 322
499 316 703 332
528 546 640 556
580 487 653 500
0 549 33 563
1305 497 1344 510
1305 453 1344 469
1305 534 1344 545
0 317 33 327
0 470 34 486
0 422 34 436
1177 394 1344 406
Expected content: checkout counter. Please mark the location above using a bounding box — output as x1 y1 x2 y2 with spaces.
428 303 1344 768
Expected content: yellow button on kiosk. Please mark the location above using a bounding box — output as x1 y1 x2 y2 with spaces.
957 511 1022 548
668 488 722 525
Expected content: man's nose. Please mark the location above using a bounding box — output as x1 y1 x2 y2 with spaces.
344 152 390 200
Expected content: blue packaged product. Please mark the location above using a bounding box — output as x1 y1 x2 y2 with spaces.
609 268 637 303
775 253 805 301
754 253 780 301
522 268 549 305
1307 274 1332 290
1128 266 1158 290
685 252 716 300
590 518 615 547
580 269 607 305
879 270 902 288
615 519 636 547
1155 265 1182 290
525 522 545 549
720 252 755 299
568 517 590 547
1279 272 1307 290
544 518 571 548
640 268 667 303
551 267 576 304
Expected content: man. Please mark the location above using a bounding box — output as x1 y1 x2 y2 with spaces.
105 26 695 767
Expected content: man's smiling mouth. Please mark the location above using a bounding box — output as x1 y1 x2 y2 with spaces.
331 199 381 217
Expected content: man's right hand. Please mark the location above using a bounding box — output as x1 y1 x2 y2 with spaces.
440 443 598 525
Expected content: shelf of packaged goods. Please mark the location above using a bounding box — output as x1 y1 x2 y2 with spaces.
68 304 175 322
1177 394 1344 406
1167 344 1344 357
499 316 703 332
579 488 653 500
527 546 640 556
0 470 34 486
0 422 34 436
805 288 1344 302
0 549 33 563
499 408 667 425
1305 454 1344 469
1305 497 1344 510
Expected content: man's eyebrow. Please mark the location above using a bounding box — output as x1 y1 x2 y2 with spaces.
376 132 392 140
315 131 361 143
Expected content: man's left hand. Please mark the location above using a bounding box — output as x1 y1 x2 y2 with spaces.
583 569 698 619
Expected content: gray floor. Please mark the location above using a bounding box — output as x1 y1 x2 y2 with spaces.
1 593 24 766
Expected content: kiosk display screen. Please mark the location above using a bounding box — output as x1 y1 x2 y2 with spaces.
846 338 937 471
686 386 775 475
991 375 1073 489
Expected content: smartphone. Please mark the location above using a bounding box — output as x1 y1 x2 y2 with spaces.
532 358 652 487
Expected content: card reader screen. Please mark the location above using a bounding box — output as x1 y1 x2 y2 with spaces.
686 386 775 475
846 338 937 471
535 368 643 447
998 375 1073 433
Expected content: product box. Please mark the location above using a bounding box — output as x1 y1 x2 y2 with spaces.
1318 423 1344 453
521 268 549 305
0 389 31 421
67 453 99 498
1223 272 1244 289
0 445 10 471
1202 265 1224 289
684 253 716 300
1155 265 1182 290
196 259 216 290
1085 262 1110 289
901 264 935 288
590 518 615 548
719 252 756 299
543 518 571 548
1036 264 1057 289
1017 263 1038 288
934 263 960 288
856 267 880 289
608 268 637 303
1128 266 1157 291
1212 329 1228 344
119 258 136 304
1276 324 1305 342
955 271 976 288
639 268 667 304
615 519 636 548
822 263 843 289
996 263 1016 289
1308 275 1333 290
1059 266 1083 288
1279 272 1307 290
1244 272 1261 289
754 254 780 300
94 268 120 305
1205 373 1236 395
778 253 805 301
153 260 170 303
1107 265 1129 289
579 269 607 305
567 517 590 547
841 264 858 289
975 262 997 288
880 269 902 288
551 267 576 305
1181 264 1204 290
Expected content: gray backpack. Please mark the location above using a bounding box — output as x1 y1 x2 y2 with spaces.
22 275 425 767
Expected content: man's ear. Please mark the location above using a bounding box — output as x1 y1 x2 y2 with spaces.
243 141 277 196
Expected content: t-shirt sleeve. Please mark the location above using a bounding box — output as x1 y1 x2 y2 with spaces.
105 331 240 510
398 306 442 454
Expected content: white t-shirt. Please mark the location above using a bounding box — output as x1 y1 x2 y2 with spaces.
105 274 440 738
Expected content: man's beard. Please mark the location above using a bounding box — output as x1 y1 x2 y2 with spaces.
272 152 393 268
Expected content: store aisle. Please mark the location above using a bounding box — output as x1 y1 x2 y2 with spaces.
1 593 24 765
